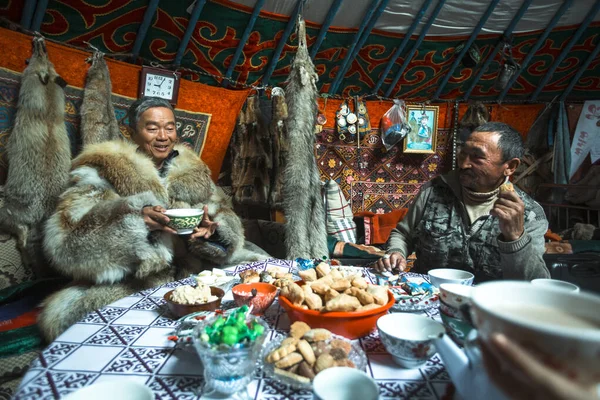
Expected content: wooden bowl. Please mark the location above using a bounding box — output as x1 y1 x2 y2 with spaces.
278 284 395 339
163 286 224 318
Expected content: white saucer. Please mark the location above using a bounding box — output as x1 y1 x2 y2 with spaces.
62 380 153 400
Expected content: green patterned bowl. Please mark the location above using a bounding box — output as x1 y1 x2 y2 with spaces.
440 309 474 346
164 208 204 235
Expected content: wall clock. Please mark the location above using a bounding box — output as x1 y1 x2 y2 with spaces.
139 66 181 105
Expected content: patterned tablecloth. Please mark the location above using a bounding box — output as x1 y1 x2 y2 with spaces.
14 259 454 400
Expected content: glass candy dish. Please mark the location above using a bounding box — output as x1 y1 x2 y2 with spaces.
192 311 268 397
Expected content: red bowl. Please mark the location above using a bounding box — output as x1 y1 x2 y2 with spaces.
232 282 278 316
278 283 395 339
163 286 225 318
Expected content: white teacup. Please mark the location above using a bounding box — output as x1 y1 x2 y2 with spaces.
313 367 379 400
428 268 474 287
531 278 580 293
470 281 600 385
439 283 473 309
377 313 445 368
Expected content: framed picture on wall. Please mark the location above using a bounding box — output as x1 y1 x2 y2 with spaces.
404 105 439 154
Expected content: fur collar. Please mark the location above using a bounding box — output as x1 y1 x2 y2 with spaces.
72 140 214 206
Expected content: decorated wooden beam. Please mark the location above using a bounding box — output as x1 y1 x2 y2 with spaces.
497 0 573 103
261 0 305 85
20 0 36 30
31 0 48 32
559 40 600 101
372 0 432 95
530 0 600 101
310 0 343 59
384 0 447 98
463 0 533 100
174 0 207 67
223 0 265 87
132 0 160 62
328 0 381 94
433 0 500 100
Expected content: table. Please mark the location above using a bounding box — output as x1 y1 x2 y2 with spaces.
14 259 454 399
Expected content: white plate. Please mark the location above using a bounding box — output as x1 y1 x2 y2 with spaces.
62 380 153 400
390 288 440 312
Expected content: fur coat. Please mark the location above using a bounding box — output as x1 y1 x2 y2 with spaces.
39 140 266 341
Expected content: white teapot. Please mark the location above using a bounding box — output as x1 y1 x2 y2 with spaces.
433 281 600 400
435 330 508 400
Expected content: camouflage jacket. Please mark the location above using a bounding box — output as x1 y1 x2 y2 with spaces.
387 171 550 281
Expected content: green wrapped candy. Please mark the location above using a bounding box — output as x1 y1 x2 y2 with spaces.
200 306 264 347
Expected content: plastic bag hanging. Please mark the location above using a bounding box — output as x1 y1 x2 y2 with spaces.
380 99 411 151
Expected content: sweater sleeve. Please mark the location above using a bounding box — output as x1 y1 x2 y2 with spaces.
386 184 432 257
497 202 550 280
44 166 173 284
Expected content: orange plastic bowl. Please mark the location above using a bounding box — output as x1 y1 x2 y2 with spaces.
278 284 395 339
232 282 278 316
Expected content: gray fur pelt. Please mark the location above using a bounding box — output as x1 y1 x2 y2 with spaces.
282 17 328 260
269 87 289 207
38 140 267 341
0 36 71 276
81 51 120 146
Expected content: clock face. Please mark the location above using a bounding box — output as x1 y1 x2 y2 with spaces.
144 73 175 100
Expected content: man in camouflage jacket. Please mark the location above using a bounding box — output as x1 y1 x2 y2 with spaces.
377 122 549 281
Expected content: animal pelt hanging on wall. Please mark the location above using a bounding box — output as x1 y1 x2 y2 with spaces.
229 103 247 202
458 101 489 142
231 95 273 205
282 17 329 260
81 50 120 146
269 87 289 207
0 36 71 276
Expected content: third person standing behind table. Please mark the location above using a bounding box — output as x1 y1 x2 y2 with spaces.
376 122 550 282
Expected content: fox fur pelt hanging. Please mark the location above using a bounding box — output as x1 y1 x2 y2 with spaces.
81 50 120 146
282 17 328 260
269 87 288 207
232 95 272 205
0 36 71 276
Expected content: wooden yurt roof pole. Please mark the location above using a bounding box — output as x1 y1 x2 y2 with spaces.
530 0 600 101
384 0 447 98
330 0 391 94
132 0 160 62
20 0 36 30
261 0 305 85
223 0 266 87
372 0 433 95
497 0 573 103
433 0 500 100
310 0 343 59
328 0 381 94
31 0 48 32
560 40 600 101
463 0 533 101
174 0 207 67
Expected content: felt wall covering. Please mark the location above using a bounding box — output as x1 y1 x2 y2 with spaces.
0 28 249 182
317 97 545 136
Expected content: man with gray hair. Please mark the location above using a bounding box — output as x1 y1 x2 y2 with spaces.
377 122 549 281
38 97 267 341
